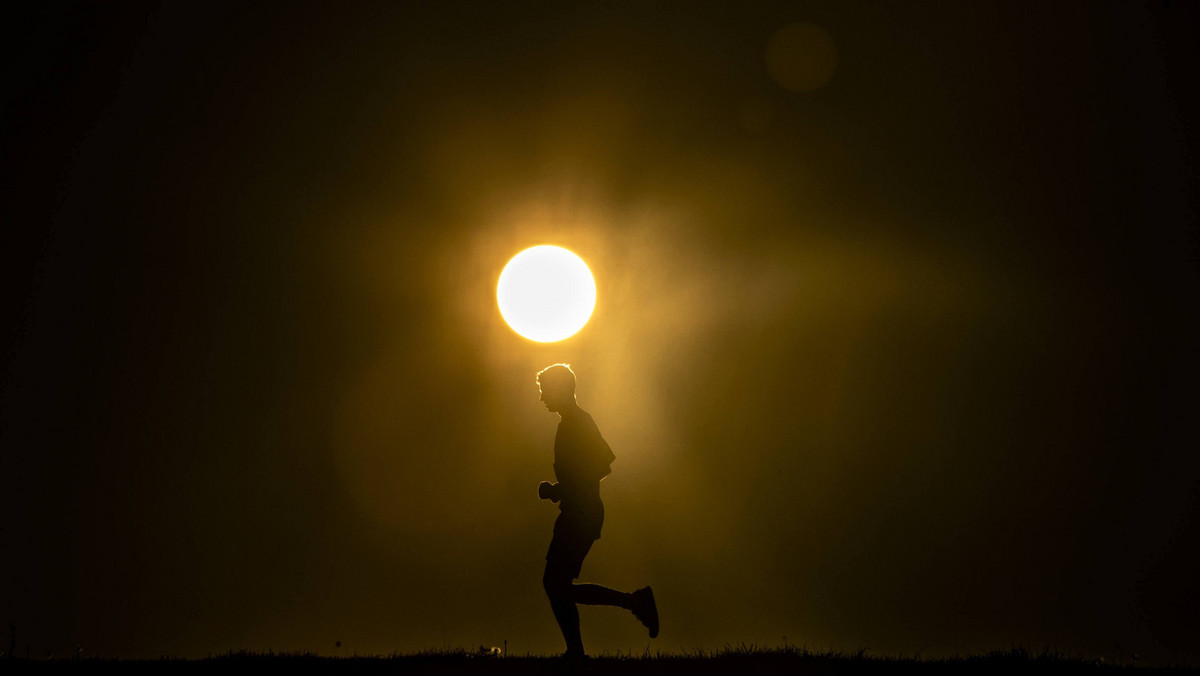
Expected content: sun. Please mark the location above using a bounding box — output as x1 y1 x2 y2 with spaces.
497 245 596 342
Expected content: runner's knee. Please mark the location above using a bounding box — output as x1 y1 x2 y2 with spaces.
543 568 570 598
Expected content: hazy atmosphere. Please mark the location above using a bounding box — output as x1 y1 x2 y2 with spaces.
3 0 1198 663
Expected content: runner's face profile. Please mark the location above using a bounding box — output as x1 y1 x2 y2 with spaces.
539 384 570 412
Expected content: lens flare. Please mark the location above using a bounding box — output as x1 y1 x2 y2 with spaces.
497 245 596 342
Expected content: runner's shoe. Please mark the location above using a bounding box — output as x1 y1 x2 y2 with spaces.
632 586 659 638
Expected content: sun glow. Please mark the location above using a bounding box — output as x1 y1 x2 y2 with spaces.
497 245 596 342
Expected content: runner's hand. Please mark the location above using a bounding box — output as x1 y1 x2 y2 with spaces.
538 481 561 502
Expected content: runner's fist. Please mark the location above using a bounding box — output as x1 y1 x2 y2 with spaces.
538 481 561 502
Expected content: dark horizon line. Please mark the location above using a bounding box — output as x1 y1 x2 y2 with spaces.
6 644 1196 671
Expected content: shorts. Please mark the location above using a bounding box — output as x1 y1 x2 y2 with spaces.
545 507 604 580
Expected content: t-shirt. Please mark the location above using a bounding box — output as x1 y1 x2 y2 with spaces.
553 407 615 517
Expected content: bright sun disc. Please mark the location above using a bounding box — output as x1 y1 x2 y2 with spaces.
497 245 596 342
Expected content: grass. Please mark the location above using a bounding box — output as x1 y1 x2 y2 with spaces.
5 646 1197 674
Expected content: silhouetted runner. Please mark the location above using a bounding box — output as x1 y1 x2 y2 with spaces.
536 363 658 659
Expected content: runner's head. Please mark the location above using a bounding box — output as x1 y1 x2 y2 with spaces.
537 364 576 412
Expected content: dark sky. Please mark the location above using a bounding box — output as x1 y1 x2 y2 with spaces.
3 0 1198 662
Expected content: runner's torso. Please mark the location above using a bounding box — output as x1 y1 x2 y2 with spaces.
553 407 614 518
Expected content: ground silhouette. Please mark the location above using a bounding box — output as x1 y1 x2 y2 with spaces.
8 647 1193 674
